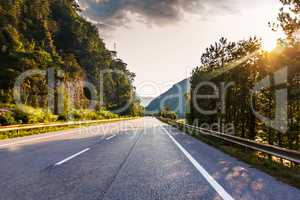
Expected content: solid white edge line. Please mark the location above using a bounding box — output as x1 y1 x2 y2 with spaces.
54 148 90 166
106 135 116 140
161 125 234 200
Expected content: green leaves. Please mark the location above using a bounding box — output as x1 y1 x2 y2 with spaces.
0 0 141 117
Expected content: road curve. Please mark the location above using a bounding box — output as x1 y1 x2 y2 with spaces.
0 117 299 200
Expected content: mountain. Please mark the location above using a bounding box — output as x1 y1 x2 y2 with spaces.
0 0 142 116
139 96 155 107
146 79 190 118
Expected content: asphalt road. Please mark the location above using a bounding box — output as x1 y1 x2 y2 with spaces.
0 117 299 200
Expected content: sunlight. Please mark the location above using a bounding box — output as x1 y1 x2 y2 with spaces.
261 36 277 52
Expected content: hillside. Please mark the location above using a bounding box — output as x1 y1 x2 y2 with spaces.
0 0 142 116
146 79 190 118
139 96 155 107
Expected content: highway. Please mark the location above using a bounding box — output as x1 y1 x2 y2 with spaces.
0 118 299 200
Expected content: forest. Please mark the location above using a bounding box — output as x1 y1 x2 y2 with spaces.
189 0 300 151
0 0 143 125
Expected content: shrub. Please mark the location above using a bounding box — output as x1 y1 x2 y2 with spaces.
58 112 71 121
0 90 13 104
159 111 177 120
43 112 58 123
71 109 82 120
73 109 97 120
12 106 58 124
97 109 119 119
0 104 119 125
58 109 117 121
83 110 102 120
13 105 45 124
0 109 15 125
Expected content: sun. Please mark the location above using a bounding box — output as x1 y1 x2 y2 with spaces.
261 37 278 52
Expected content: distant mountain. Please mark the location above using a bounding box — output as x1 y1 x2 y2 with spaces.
139 96 155 107
146 79 190 118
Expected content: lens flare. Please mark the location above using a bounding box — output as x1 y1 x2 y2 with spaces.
262 37 277 52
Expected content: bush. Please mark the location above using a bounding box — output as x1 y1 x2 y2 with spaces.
97 109 119 119
58 110 77 121
14 106 46 124
0 104 119 125
0 105 59 125
0 110 15 125
159 110 177 120
0 90 13 104
83 110 103 120
73 109 99 120
58 112 70 121
12 105 58 124
43 112 58 123
58 109 118 121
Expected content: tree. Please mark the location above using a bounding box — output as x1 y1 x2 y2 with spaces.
272 0 300 43
191 37 265 140
0 0 142 118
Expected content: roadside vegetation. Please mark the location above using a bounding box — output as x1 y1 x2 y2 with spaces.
194 130 300 189
160 118 300 189
157 107 178 120
189 0 300 152
0 0 144 130
0 104 119 126
183 0 300 187
193 130 300 189
0 103 137 140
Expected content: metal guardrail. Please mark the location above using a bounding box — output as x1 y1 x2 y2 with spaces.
0 118 134 133
160 118 300 164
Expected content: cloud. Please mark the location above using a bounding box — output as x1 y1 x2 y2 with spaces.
78 0 237 29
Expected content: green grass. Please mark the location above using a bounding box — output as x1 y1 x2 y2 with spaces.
162 119 300 189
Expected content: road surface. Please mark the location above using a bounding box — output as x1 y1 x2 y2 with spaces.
0 118 299 200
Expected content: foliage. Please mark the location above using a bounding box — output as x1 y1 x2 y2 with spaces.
0 103 121 125
58 108 119 121
97 109 119 119
158 107 178 120
13 105 57 124
189 0 300 151
0 0 142 116
129 101 145 117
0 109 15 125
271 0 300 43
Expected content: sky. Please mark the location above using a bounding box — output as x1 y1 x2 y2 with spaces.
78 0 284 98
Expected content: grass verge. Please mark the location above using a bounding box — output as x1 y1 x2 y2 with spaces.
161 119 300 189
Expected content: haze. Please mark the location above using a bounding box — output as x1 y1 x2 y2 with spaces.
78 0 283 97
